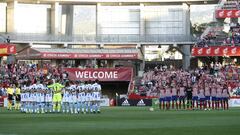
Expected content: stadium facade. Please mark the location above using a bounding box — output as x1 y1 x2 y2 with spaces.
0 0 218 70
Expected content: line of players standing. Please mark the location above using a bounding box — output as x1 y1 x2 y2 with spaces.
7 80 102 114
158 83 230 110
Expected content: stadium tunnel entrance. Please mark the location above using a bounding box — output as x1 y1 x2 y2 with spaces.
101 81 129 99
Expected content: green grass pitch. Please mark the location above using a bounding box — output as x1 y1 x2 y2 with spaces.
0 107 240 135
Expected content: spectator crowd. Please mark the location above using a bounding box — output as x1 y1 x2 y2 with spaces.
0 62 69 96
138 63 239 98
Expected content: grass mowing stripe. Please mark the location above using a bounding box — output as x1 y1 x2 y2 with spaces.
0 107 240 135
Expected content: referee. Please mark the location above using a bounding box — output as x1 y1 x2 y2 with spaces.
15 85 21 110
48 79 64 113
7 84 14 110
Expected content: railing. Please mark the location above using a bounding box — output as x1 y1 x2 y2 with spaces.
215 0 240 10
0 33 195 43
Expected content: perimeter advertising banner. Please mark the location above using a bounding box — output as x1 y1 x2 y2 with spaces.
117 98 152 106
229 98 240 107
64 67 133 82
215 10 240 18
41 53 138 59
191 46 240 57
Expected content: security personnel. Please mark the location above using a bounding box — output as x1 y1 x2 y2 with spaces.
15 85 21 110
48 79 64 113
7 84 14 110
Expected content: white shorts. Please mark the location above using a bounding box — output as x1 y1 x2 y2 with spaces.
93 92 101 101
69 95 77 103
21 94 25 102
30 94 37 102
78 93 85 102
62 94 70 103
36 94 45 103
45 94 52 102
86 93 93 102
40 95 45 103
24 93 30 102
36 96 41 102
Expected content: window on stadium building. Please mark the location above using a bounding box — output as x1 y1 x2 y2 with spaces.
16 4 50 33
73 5 96 35
97 6 140 35
144 6 184 35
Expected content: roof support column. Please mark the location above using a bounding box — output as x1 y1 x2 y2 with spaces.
62 4 73 36
182 45 190 70
182 3 190 36
140 3 145 41
96 3 100 41
51 2 60 35
138 44 145 71
6 0 18 33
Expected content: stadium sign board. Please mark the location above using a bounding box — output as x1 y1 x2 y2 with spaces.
64 67 133 82
229 98 240 107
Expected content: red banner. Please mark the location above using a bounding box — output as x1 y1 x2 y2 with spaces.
215 10 240 18
0 44 16 56
64 67 133 82
41 53 138 59
192 46 240 56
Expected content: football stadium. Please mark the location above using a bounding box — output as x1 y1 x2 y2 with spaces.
0 0 240 135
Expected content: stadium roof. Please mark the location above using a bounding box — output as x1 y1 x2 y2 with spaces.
5 0 219 5
16 48 143 60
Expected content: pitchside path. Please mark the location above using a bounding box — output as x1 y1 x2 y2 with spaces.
0 107 240 135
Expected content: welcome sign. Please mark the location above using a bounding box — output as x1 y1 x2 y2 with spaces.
64 67 133 82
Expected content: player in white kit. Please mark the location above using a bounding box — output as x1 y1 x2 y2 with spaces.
29 84 37 113
85 80 93 113
69 84 78 114
36 83 45 113
20 86 26 113
77 82 86 114
25 86 31 113
45 87 53 113
62 86 70 113
92 80 101 113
